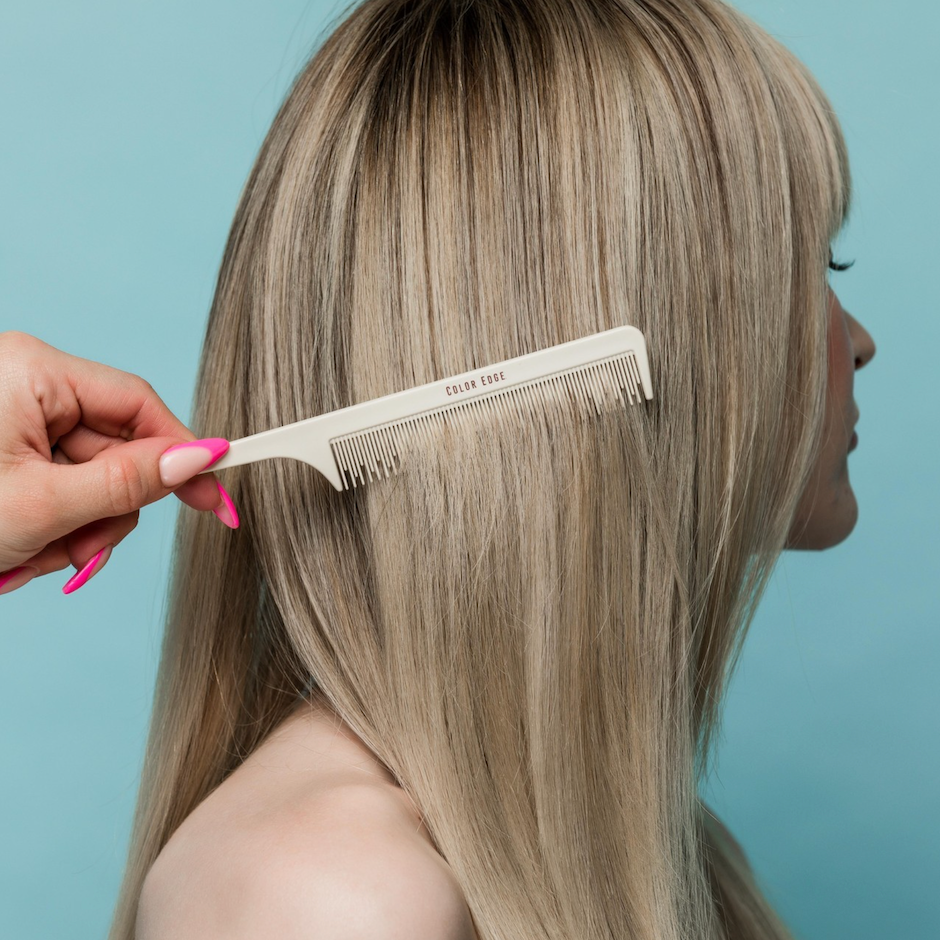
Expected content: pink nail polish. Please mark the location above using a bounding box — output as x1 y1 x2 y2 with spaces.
63 544 113 595
159 438 230 488
0 565 41 596
213 481 240 529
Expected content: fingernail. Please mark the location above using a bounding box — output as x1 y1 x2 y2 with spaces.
212 481 240 529
62 544 113 595
0 566 41 597
159 438 230 488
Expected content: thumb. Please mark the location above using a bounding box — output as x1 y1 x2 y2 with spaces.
30 436 230 545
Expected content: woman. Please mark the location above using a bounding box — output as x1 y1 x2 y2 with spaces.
0 0 876 937
122 0 877 936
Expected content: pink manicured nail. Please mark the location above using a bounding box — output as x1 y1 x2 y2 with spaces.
213 481 240 529
0 566 41 597
62 544 113 595
159 438 230 488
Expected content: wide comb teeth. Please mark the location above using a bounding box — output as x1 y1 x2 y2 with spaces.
331 350 646 490
199 325 652 491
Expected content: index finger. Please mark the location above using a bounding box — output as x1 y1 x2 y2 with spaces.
7 332 194 446
53 419 228 514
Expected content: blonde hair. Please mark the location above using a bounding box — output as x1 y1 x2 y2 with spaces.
110 1 850 937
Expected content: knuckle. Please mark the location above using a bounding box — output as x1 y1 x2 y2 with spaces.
130 372 156 396
0 333 54 392
0 329 35 350
0 331 38 369
105 458 149 516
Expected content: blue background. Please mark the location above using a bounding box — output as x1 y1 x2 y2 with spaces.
1 2 936 937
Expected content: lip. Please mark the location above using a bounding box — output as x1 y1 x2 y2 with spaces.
849 430 858 452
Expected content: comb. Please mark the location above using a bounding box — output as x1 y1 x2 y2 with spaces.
197 325 652 491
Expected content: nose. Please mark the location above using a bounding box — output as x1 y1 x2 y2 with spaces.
846 311 876 370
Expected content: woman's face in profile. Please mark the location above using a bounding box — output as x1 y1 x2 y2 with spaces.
786 287 877 550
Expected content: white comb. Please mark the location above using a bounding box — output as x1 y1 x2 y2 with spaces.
197 325 653 491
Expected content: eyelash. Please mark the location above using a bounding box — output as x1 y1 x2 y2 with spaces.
828 249 855 272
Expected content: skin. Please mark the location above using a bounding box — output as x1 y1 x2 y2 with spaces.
785 287 877 550
0 330 229 586
138 291 879 939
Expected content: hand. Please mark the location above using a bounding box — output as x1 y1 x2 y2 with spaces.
0 330 239 595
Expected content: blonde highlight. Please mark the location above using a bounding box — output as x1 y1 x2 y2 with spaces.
111 2 850 938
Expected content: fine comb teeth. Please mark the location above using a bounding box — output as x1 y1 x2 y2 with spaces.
201 324 653 492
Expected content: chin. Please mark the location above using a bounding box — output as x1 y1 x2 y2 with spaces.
786 486 859 550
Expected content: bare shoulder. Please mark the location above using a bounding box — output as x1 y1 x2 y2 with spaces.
138 762 476 939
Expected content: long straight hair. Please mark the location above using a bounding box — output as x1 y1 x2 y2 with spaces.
110 1 850 937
